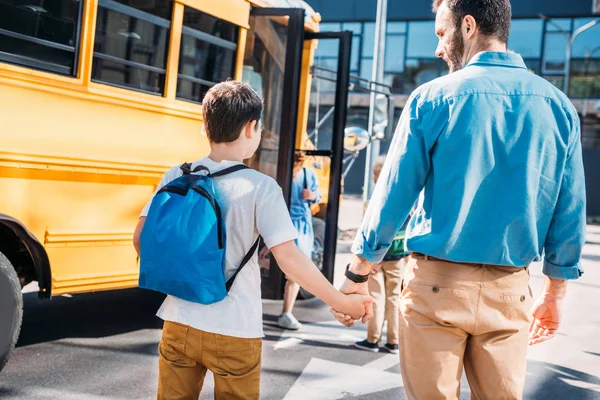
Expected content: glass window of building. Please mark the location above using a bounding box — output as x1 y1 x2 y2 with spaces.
567 19 600 98
571 18 600 58
176 7 238 104
350 35 360 72
341 22 362 35
0 0 83 76
542 18 573 75
403 58 443 93
508 19 543 65
384 34 405 72
362 22 375 57
387 21 406 34
543 32 568 73
92 0 173 95
545 18 572 33
360 58 373 80
407 21 438 58
319 22 341 32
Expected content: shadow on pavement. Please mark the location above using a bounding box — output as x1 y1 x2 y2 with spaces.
17 289 165 347
525 360 600 399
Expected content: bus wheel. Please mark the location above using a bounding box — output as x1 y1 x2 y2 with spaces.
0 252 22 373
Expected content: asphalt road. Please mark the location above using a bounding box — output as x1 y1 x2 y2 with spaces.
1 227 600 399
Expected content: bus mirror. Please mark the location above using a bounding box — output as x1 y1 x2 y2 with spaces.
343 125 370 152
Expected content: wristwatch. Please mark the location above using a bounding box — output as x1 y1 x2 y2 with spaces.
345 264 370 283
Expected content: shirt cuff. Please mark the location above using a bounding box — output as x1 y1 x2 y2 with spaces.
351 232 388 264
542 259 584 280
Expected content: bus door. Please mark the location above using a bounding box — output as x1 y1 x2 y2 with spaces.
297 32 352 288
241 7 305 299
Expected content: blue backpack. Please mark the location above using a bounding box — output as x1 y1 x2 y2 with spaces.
139 163 260 305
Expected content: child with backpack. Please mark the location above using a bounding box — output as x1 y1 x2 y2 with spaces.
133 81 372 400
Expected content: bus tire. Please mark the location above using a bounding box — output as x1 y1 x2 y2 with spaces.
0 252 22 373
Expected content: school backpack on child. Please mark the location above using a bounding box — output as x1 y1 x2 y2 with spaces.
139 163 260 305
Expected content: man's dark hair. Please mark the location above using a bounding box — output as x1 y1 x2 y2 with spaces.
202 81 263 143
432 0 511 43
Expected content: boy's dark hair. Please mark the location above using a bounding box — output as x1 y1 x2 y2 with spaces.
432 0 511 43
202 81 263 143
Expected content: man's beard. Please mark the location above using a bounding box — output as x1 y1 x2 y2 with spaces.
446 30 465 73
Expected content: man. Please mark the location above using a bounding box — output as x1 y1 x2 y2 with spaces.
334 0 586 399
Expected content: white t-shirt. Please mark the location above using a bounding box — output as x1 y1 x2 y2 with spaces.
140 157 298 338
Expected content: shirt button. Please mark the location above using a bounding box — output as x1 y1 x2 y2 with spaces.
432 286 439 293
520 295 526 302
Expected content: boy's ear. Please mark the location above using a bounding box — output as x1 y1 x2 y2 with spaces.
244 120 258 139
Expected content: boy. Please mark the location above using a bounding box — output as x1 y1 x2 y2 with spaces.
133 81 371 400
353 155 410 354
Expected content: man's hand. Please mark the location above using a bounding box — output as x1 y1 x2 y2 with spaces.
529 277 567 346
330 256 374 327
301 189 317 201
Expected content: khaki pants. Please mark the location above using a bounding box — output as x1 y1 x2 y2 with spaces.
400 255 533 400
157 321 262 400
367 259 406 344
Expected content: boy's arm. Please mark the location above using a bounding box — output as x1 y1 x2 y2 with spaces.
133 217 145 256
270 240 372 320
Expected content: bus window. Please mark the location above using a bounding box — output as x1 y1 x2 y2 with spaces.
0 0 83 76
176 7 239 104
242 14 288 181
92 0 173 95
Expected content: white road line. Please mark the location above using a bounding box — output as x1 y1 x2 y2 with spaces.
363 354 400 371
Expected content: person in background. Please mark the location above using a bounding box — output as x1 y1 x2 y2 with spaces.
277 151 322 330
354 156 410 354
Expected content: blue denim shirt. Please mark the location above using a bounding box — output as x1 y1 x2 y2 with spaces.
352 52 586 280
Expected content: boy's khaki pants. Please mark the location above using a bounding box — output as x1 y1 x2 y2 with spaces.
400 254 533 400
157 321 262 400
367 259 406 344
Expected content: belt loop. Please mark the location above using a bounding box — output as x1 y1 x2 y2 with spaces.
424 254 429 261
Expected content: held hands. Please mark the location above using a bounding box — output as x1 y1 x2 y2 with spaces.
336 292 375 321
302 189 317 201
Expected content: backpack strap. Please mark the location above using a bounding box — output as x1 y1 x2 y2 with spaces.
181 163 210 175
225 237 261 292
303 168 308 190
210 164 250 178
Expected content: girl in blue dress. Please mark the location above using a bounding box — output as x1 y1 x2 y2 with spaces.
278 151 322 330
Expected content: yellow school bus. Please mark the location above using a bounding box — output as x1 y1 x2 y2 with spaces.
0 0 362 371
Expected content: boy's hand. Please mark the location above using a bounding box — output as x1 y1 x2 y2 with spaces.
302 189 317 201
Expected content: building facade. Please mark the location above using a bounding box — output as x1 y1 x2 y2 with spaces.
307 0 600 216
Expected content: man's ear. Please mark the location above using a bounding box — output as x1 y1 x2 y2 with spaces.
463 15 477 40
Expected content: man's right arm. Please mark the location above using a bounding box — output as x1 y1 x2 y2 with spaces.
350 94 437 274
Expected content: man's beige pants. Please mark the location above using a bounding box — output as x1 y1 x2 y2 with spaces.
368 259 406 344
400 255 533 400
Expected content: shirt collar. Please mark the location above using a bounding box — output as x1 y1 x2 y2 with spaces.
465 51 527 69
